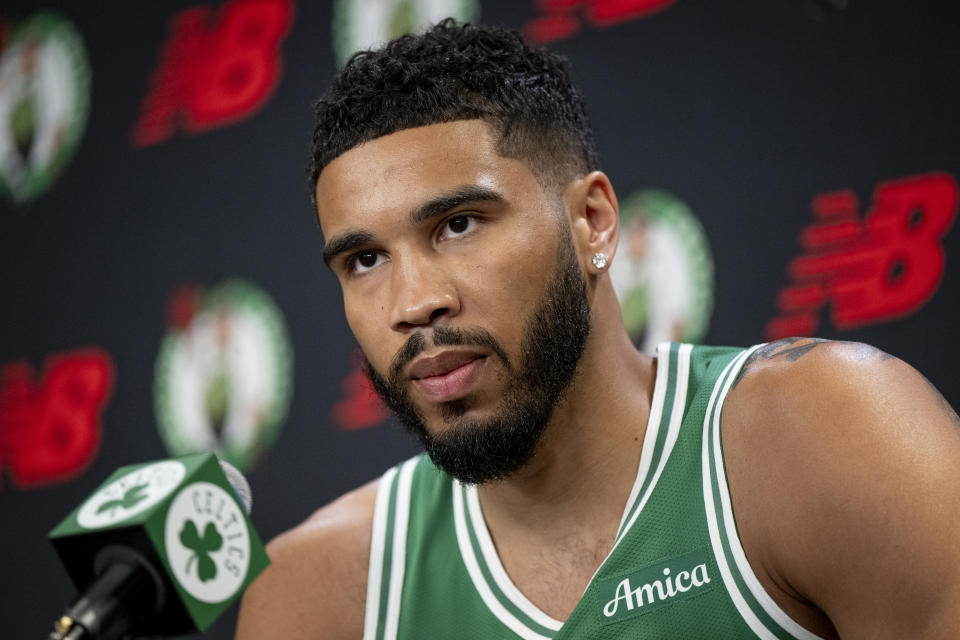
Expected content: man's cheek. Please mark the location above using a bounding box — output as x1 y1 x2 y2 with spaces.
359 347 390 382
345 327 391 384
344 308 377 352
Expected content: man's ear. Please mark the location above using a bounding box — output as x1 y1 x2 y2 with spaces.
567 171 619 275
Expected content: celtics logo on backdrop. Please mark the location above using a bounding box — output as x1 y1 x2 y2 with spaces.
154 280 292 472
0 11 90 207
75 460 186 529
332 0 480 66
164 481 251 603
609 189 714 354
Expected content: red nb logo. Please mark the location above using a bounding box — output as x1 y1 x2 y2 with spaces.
332 355 388 432
131 0 294 147
0 349 113 489
525 0 677 43
766 172 958 340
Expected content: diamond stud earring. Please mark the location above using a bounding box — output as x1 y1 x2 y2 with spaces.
592 252 608 270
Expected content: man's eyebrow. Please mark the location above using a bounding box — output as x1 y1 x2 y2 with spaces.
410 185 505 225
322 229 374 267
322 186 505 268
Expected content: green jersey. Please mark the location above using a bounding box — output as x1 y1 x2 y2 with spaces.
362 343 823 639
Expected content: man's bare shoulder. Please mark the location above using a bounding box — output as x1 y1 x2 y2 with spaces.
235 478 380 640
721 337 960 638
725 337 906 427
724 336 959 460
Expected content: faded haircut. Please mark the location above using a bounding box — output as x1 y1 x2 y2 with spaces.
308 19 600 201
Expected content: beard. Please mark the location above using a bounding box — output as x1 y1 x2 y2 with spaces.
363 231 591 485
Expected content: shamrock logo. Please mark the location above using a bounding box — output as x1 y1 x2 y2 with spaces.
95 483 149 516
179 519 223 582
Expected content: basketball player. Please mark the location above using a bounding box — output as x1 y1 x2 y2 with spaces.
236 21 960 639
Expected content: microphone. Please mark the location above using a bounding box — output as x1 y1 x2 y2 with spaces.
47 453 269 640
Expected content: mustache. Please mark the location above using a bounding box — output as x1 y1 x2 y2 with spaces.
387 326 513 384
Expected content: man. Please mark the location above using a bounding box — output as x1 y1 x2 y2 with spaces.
236 20 960 639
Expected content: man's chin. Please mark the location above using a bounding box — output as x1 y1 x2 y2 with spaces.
422 395 516 430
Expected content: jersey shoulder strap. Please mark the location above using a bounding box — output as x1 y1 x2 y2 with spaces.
363 453 529 640
698 344 823 640
362 455 421 640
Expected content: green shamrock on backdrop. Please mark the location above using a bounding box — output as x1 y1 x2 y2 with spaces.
96 484 149 516
180 519 223 582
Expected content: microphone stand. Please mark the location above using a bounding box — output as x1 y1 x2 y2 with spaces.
47 547 163 640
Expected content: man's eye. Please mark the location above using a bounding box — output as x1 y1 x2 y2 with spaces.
440 215 477 239
349 251 384 273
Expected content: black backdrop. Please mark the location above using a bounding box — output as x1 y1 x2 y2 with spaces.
1 1 958 638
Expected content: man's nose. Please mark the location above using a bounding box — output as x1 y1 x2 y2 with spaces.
388 255 460 331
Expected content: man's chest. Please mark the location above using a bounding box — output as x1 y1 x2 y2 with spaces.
497 537 614 622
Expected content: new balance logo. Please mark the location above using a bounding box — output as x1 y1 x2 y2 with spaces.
597 548 714 625
766 172 957 339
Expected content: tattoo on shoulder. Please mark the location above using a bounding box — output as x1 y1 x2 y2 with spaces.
730 337 895 390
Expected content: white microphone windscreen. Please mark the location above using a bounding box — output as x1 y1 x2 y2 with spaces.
218 458 253 515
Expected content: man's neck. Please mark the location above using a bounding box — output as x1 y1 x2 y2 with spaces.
470 295 657 620
477 301 657 557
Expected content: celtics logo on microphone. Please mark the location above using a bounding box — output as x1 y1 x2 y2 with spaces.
154 279 293 472
76 460 186 529
164 481 251 603
332 0 480 66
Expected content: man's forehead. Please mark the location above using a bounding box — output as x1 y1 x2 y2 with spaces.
314 120 526 233
317 120 497 186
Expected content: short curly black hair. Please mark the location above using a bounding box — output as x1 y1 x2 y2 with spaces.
309 19 599 201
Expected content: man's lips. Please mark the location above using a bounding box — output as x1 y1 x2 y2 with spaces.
408 350 483 379
407 351 488 402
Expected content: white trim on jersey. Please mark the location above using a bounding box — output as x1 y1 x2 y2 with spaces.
582 341 691 594
703 348 779 640
453 481 554 640
616 342 692 544
464 485 564 631
614 340 673 534
702 345 824 640
363 466 399 640
711 349 824 640
383 458 418 640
